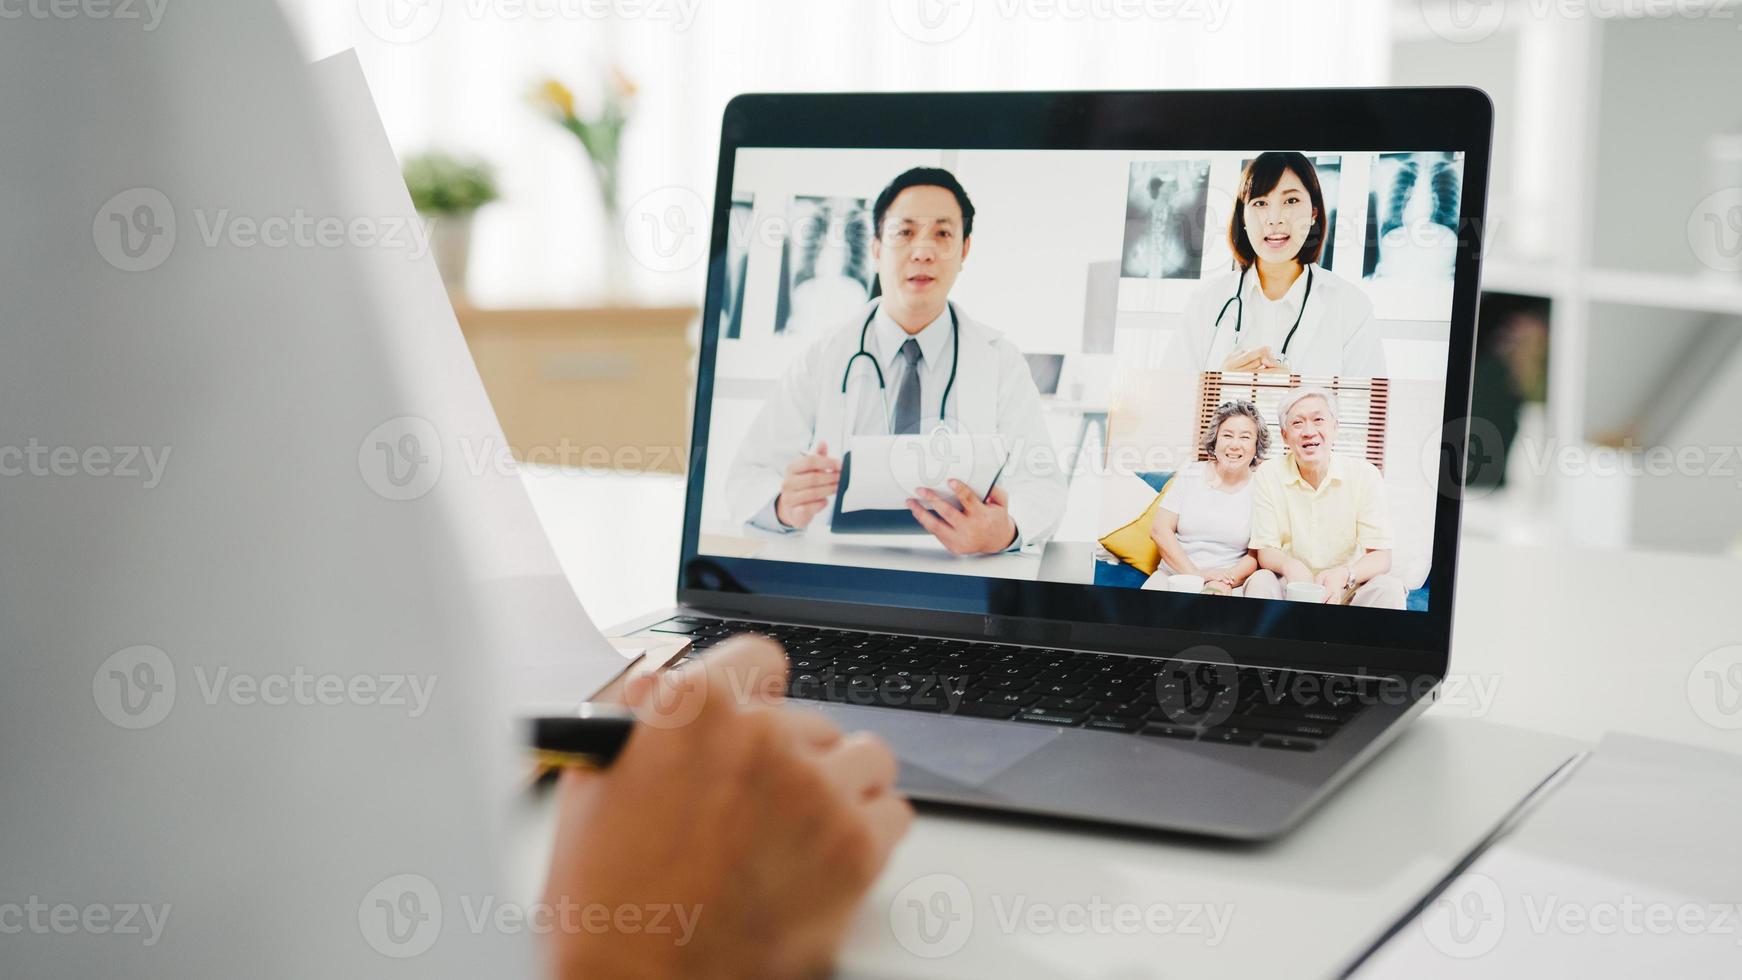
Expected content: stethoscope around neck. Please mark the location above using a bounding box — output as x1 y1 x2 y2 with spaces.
1211 263 1315 365
838 299 960 435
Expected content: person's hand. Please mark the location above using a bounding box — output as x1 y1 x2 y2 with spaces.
1314 566 1352 603
1202 566 1239 586
542 637 913 980
775 441 841 529
1275 557 1317 589
1221 346 1286 373
907 481 1018 555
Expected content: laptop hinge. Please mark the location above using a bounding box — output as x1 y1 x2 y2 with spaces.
981 615 1071 646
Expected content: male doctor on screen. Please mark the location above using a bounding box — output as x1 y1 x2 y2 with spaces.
727 167 1067 555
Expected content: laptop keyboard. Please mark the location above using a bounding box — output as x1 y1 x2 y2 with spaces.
648 617 1384 752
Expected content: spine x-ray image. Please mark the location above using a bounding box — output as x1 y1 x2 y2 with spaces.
1120 160 1212 280
720 196 753 339
1362 151 1462 282
773 195 874 335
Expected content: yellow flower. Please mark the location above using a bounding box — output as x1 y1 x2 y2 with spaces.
609 66 637 101
536 79 576 119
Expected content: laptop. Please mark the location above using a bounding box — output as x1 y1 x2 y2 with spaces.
616 89 1492 840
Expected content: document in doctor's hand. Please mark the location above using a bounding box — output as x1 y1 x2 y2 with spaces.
838 434 1009 513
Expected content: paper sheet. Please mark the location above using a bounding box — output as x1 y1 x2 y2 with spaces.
1356 734 1742 978
310 53 628 706
839 433 1008 512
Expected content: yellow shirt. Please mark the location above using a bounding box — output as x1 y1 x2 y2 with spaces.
1249 453 1394 575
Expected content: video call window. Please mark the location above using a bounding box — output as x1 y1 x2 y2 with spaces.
697 147 1463 613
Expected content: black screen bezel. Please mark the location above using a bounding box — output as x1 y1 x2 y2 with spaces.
677 88 1491 678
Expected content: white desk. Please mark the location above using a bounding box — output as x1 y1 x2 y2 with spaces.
699 529 1049 580
517 466 1742 976
694 530 1101 584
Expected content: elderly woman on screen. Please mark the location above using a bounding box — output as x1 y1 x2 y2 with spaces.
1141 399 1269 595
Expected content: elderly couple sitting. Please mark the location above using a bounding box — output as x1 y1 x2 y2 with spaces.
1140 388 1409 608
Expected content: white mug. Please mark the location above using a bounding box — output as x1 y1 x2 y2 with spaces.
1167 574 1206 594
1286 581 1327 603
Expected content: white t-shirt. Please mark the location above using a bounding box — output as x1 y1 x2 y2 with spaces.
1156 462 1256 571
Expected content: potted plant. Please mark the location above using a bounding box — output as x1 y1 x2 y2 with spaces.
403 151 499 296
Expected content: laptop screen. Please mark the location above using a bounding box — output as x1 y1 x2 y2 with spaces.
694 144 1462 617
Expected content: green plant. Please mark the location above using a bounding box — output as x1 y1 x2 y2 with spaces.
402 152 499 215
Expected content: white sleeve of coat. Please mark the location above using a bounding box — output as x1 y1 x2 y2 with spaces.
992 338 1069 552
726 342 825 531
1339 287 1388 379
1172 280 1217 372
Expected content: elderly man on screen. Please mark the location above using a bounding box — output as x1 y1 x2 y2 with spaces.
1243 387 1409 609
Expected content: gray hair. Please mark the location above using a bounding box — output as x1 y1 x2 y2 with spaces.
1200 399 1270 469
1276 386 1338 426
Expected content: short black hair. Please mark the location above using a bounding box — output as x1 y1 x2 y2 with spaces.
872 167 975 240
1229 151 1326 269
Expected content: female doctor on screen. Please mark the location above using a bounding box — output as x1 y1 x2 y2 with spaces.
725 168 1067 555
1175 151 1386 379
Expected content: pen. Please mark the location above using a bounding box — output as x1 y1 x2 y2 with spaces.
981 453 1009 504
525 703 637 783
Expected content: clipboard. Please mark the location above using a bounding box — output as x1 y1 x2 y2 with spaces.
829 451 1009 534
829 452 928 533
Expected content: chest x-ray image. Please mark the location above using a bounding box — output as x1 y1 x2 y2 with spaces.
1362 151 1463 282
774 194 874 335
1120 159 1212 280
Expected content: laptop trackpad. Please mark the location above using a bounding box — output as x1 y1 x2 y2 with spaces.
810 703 1060 790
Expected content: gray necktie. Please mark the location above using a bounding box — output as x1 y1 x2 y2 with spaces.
890 338 922 435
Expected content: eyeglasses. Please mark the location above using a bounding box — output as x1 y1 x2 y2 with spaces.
879 224 962 253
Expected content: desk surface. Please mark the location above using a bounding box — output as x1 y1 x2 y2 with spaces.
695 530 1100 584
517 466 1742 977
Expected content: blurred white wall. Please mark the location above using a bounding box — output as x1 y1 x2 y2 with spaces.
278 0 1390 307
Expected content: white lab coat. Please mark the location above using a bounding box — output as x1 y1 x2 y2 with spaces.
726 300 1068 551
1173 263 1387 379
4 8 530 979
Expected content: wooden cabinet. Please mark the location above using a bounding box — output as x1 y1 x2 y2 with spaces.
453 304 696 473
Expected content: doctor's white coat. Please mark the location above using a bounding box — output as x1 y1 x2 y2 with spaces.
726 302 1068 551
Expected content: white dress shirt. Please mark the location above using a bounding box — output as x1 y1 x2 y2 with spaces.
868 303 953 430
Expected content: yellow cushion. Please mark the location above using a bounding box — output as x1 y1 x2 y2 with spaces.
1096 475 1177 577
